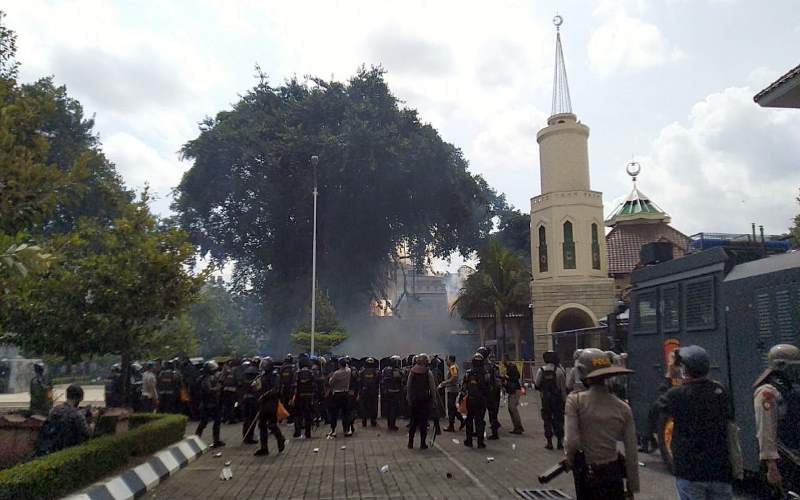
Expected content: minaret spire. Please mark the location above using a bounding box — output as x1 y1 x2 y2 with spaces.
551 15 573 116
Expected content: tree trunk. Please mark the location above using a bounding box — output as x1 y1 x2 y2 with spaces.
501 315 508 361
121 350 131 408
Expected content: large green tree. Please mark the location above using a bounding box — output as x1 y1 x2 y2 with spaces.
0 196 206 399
186 278 258 358
291 288 348 355
451 239 531 359
174 68 502 341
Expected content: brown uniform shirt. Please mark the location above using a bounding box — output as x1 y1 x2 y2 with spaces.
564 384 640 492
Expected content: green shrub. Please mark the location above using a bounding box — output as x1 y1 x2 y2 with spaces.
0 413 187 500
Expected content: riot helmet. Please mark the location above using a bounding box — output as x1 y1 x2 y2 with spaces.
34 361 45 374
244 365 259 379
111 363 121 374
576 348 633 382
131 362 143 373
163 360 175 370
477 346 490 359
755 344 800 387
416 353 429 365
471 352 484 368
284 354 294 365
204 360 219 373
338 357 348 367
390 355 402 368
365 357 377 367
261 356 274 372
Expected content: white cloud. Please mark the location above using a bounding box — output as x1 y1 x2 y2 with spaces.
104 132 186 193
636 87 800 235
588 1 683 76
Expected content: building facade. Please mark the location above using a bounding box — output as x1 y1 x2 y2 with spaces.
529 19 615 361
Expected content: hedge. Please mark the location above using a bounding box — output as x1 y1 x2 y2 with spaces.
0 413 187 500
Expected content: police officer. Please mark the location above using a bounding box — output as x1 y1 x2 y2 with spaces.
346 356 359 435
279 354 297 423
157 360 182 414
754 344 800 494
534 350 567 449
104 364 124 409
196 360 225 448
407 354 437 449
382 355 403 431
328 357 352 438
294 357 317 439
478 346 501 440
566 349 586 394
460 352 490 449
129 362 143 410
219 360 238 424
359 357 380 427
564 348 639 500
254 357 286 456
241 363 260 444
30 361 53 416
439 355 465 432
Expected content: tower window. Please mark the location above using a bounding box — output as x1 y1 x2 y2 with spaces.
591 223 601 270
538 225 548 272
563 221 576 269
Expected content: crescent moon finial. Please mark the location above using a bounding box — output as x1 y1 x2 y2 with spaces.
626 161 641 181
553 14 563 29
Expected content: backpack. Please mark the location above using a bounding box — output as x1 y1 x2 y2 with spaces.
538 366 561 398
409 371 431 404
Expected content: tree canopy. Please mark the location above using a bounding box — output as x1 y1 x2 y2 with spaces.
174 67 502 338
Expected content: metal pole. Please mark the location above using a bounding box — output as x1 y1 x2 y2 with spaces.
310 155 319 357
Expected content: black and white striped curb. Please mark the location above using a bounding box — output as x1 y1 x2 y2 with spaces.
63 435 208 500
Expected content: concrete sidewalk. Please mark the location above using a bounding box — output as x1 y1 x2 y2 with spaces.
145 394 743 499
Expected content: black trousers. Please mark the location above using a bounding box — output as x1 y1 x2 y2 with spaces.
574 459 625 500
408 400 431 446
383 392 401 428
221 390 237 423
241 397 258 440
329 392 351 433
159 391 176 414
487 392 500 433
447 392 464 426
294 395 314 437
360 392 378 424
465 397 487 445
541 396 565 439
196 404 221 444
257 399 284 451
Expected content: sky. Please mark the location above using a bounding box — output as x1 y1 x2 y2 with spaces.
5 0 800 249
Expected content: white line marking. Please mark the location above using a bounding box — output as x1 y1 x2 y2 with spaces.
433 442 499 499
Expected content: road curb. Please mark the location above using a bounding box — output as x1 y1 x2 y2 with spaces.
62 435 208 500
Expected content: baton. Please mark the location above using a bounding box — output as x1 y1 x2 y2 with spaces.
242 409 261 444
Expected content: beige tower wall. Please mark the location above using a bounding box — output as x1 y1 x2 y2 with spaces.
537 113 590 193
528 112 615 363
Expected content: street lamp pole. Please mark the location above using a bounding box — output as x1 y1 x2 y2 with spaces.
310 155 319 357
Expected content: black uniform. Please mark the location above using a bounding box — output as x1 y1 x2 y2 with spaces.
461 364 490 448
486 360 501 439
220 366 238 424
347 365 360 434
240 368 260 443
156 367 181 414
359 364 380 427
195 371 223 446
279 362 296 421
255 367 285 455
104 371 124 408
294 366 317 438
382 364 404 430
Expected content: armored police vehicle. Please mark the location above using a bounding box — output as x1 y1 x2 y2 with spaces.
627 247 800 475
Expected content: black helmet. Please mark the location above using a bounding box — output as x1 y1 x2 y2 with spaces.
111 363 121 373
675 345 710 378
285 354 294 364
66 384 84 402
204 360 219 373
34 361 45 374
163 360 175 370
365 357 377 367
131 362 143 373
390 355 401 368
261 356 274 372
338 357 348 367
244 365 259 378
471 353 485 367
477 346 491 359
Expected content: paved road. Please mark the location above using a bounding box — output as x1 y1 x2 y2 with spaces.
0 384 105 412
146 393 720 500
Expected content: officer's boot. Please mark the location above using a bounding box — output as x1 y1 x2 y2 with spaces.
273 426 286 453
557 437 564 450
420 426 429 450
293 419 302 438
407 432 414 449
362 417 367 427
254 438 269 456
477 429 486 449
545 437 553 450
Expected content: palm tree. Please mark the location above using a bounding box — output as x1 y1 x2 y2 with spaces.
451 239 531 359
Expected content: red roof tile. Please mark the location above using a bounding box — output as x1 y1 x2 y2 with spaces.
605 222 690 275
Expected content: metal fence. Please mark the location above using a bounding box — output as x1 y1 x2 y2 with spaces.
551 326 622 368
